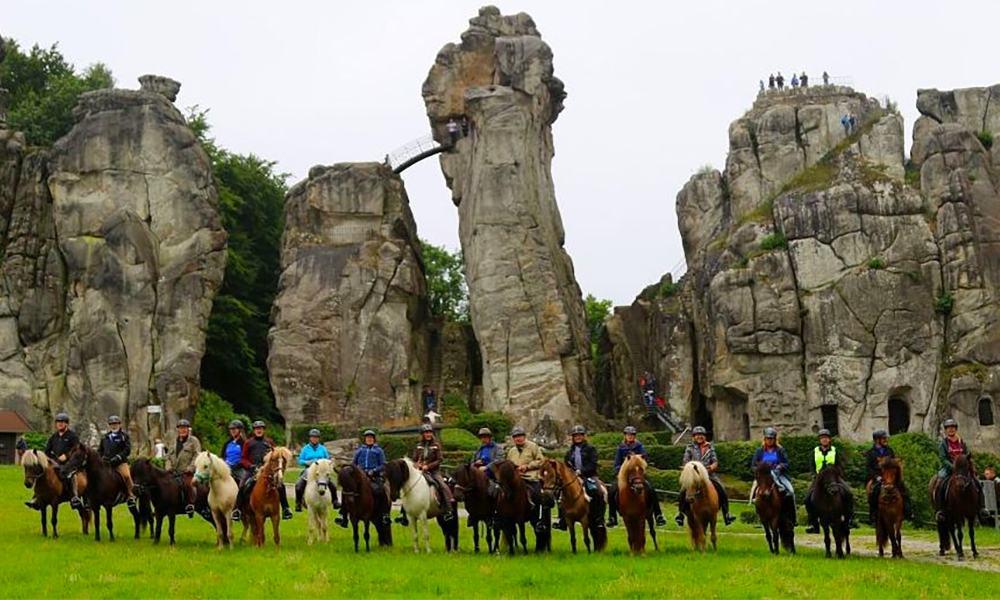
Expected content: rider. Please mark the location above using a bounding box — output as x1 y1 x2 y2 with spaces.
97 415 137 509
553 425 599 531
934 418 989 522
864 429 913 523
471 427 502 478
295 428 332 512
165 419 201 518
676 426 735 527
803 429 857 533
221 419 247 479
335 429 390 528
751 427 796 522
234 420 293 522
31 413 82 510
606 426 667 528
505 426 548 532
412 424 455 521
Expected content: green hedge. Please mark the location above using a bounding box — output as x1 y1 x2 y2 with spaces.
289 424 337 447
380 435 419 461
589 432 657 447
23 432 47 451
458 412 513 440
440 428 479 451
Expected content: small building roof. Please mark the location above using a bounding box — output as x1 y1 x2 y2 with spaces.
0 410 33 433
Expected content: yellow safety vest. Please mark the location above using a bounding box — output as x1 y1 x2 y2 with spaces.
814 446 836 472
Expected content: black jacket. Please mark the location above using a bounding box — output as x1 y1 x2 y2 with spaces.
45 429 80 462
98 430 132 466
864 445 896 481
564 442 599 478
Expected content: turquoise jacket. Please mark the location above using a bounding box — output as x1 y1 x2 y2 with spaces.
298 442 330 467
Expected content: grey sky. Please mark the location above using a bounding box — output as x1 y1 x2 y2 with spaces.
5 0 996 305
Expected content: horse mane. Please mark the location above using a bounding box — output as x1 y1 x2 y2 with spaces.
953 453 973 476
263 446 293 467
617 455 646 490
680 461 711 492
754 461 773 481
494 460 518 487
307 459 333 481
21 449 47 469
879 456 902 479
194 451 231 479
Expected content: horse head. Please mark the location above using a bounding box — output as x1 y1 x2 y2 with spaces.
815 463 844 496
21 449 47 489
384 460 407 500
539 459 565 501
452 463 473 501
59 444 88 478
310 459 334 496
754 462 776 497
130 458 155 491
680 461 711 496
619 455 647 495
951 454 975 491
878 457 902 495
193 451 223 484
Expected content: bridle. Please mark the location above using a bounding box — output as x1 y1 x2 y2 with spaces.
541 463 572 503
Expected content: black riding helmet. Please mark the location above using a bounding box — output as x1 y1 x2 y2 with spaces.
228 419 244 430
872 429 888 441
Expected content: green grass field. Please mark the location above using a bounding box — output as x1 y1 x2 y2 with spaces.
0 466 997 599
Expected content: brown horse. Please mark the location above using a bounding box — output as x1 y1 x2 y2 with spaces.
337 465 392 552
679 461 719 552
931 454 980 559
754 463 795 554
493 460 545 555
61 445 140 542
452 463 499 553
617 455 658 555
243 447 292 549
131 458 206 545
875 456 904 558
539 459 607 554
21 449 91 538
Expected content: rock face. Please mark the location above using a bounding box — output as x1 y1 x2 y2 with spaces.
0 76 226 448
268 163 428 432
601 84 1000 450
421 7 596 444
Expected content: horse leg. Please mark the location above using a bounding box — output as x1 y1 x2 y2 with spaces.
40 504 48 538
473 518 480 553
518 521 528 555
763 524 774 554
582 518 592 555
93 504 101 542
352 520 360 552
823 522 831 558
363 519 371 552
51 503 59 539
877 517 885 557
968 517 977 559
80 506 91 535
155 513 164 544
648 515 658 551
951 522 963 559
423 516 432 554
168 514 176 546
569 521 577 554
272 515 280 551
835 522 845 559
710 517 717 551
254 512 265 548
409 516 419 553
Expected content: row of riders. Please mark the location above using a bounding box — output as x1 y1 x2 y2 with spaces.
20 412 994 556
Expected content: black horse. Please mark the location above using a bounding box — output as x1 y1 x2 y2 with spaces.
131 458 213 545
813 465 852 559
60 445 140 542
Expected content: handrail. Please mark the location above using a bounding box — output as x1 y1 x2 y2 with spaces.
386 134 452 174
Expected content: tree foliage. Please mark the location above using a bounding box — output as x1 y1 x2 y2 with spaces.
0 39 114 146
584 293 612 348
421 239 468 322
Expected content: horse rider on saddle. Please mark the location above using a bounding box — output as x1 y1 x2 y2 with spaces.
295 428 333 513
553 425 601 531
676 425 735 527
335 429 391 528
98 415 137 509
505 426 549 532
26 413 82 510
410 424 455 521
221 419 247 483
933 419 990 522
803 429 857 533
232 420 293 522
472 427 502 481
864 429 913 523
165 419 202 518
751 427 796 521
606 426 667 528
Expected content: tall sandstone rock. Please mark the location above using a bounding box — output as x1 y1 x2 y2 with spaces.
268 163 428 432
422 7 595 443
0 74 226 447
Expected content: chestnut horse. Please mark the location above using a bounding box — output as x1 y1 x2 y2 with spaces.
61 445 140 542
452 463 499 553
679 461 719 552
617 455 658 554
754 462 795 554
540 459 607 554
338 465 393 552
243 447 292 550
21 449 91 538
931 453 980 559
875 456 904 558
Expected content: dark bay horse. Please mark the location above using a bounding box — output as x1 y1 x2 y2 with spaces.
539 459 607 554
61 445 139 542
875 457 904 558
617 455 658 555
493 460 548 555
132 458 203 545
931 454 980 559
21 449 91 538
813 465 851 559
754 463 794 555
452 463 499 553
337 465 392 552
244 447 292 549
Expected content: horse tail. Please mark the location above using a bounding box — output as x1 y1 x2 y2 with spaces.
377 520 393 547
937 520 951 551
590 519 608 552
779 518 795 552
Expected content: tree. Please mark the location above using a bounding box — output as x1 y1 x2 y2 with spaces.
0 39 113 146
421 239 468 322
584 293 612 359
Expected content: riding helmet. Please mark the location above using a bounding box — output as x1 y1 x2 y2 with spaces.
943 418 958 429
176 419 191 428
228 419 244 430
363 429 377 438
511 426 526 437
692 426 707 435
308 428 321 437
107 415 122 425
571 425 587 435
477 427 493 437
818 428 832 437
763 427 778 438
252 420 266 429
420 423 434 433
872 429 888 440
623 425 637 435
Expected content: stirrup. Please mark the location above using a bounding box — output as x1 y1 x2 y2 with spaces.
805 524 820 534
553 521 568 530
724 513 736 526
126 496 137 509
69 496 82 510
231 509 242 522
674 514 685 527
655 514 667 527
282 508 293 520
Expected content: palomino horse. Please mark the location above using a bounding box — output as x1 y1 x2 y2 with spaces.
679 461 719 552
617 455 658 555
193 451 238 549
875 456 904 558
243 447 292 549
304 459 335 545
338 465 392 552
132 458 206 546
493 460 549 555
931 453 980 559
539 459 607 554
813 464 852 559
21 449 91 538
754 462 795 554
452 463 499 553
385 458 459 553
61 445 140 542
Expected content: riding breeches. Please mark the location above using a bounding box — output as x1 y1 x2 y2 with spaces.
426 471 455 507
115 464 135 498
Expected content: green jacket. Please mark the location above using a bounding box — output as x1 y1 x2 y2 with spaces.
938 437 970 477
166 435 202 474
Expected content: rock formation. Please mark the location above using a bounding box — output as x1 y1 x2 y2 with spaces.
267 163 429 432
422 6 596 444
0 73 226 447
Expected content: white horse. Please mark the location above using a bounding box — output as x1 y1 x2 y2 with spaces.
193 451 238 549
304 459 335 544
384 457 457 553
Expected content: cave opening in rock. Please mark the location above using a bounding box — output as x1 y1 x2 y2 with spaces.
888 397 910 434
820 404 839 436
711 387 749 441
980 397 995 427
693 396 714 440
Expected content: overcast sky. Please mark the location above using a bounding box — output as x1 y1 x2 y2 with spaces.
5 1 996 305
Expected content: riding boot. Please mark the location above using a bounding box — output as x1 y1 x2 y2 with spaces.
935 477 948 523
606 485 618 527
644 479 666 526
68 473 82 509
675 488 687 526
867 487 878 525
334 508 349 528
395 507 409 526
232 484 246 522
184 476 196 518
713 480 736 525
553 505 567 530
279 485 293 520
25 499 41 511
804 489 819 533
534 503 549 533
295 478 306 512
844 488 859 528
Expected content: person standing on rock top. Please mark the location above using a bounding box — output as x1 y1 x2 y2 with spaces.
823 71 830 86
776 72 785 90
446 118 460 145
800 72 809 87
791 73 800 88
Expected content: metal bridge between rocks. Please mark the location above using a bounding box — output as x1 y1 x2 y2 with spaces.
386 134 452 174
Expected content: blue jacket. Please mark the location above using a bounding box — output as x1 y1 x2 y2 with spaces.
222 438 244 467
472 442 502 470
614 441 648 473
752 445 790 474
353 444 386 474
299 442 330 466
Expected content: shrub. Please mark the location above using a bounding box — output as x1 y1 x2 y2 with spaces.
645 445 685 470
868 256 886 270
440 428 480 452
289 424 337 448
935 289 954 315
459 412 512 440
659 280 678 298
739 510 759 524
697 164 715 175
193 389 252 453
645 468 681 494
23 431 47 451
760 232 787 251
441 392 472 423
976 130 994 150
715 441 757 479
904 160 921 189
379 435 419 461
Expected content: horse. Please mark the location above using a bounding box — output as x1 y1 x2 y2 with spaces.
132 458 199 546
193 451 238 549
60 445 140 542
384 458 459 553
931 453 980 559
304 459 335 545
21 449 91 538
813 464 852 559
493 460 549 555
539 459 607 554
451 463 499 553
875 456 904 559
679 461 719 552
243 447 292 550
617 454 658 555
753 462 795 554
337 465 392 552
